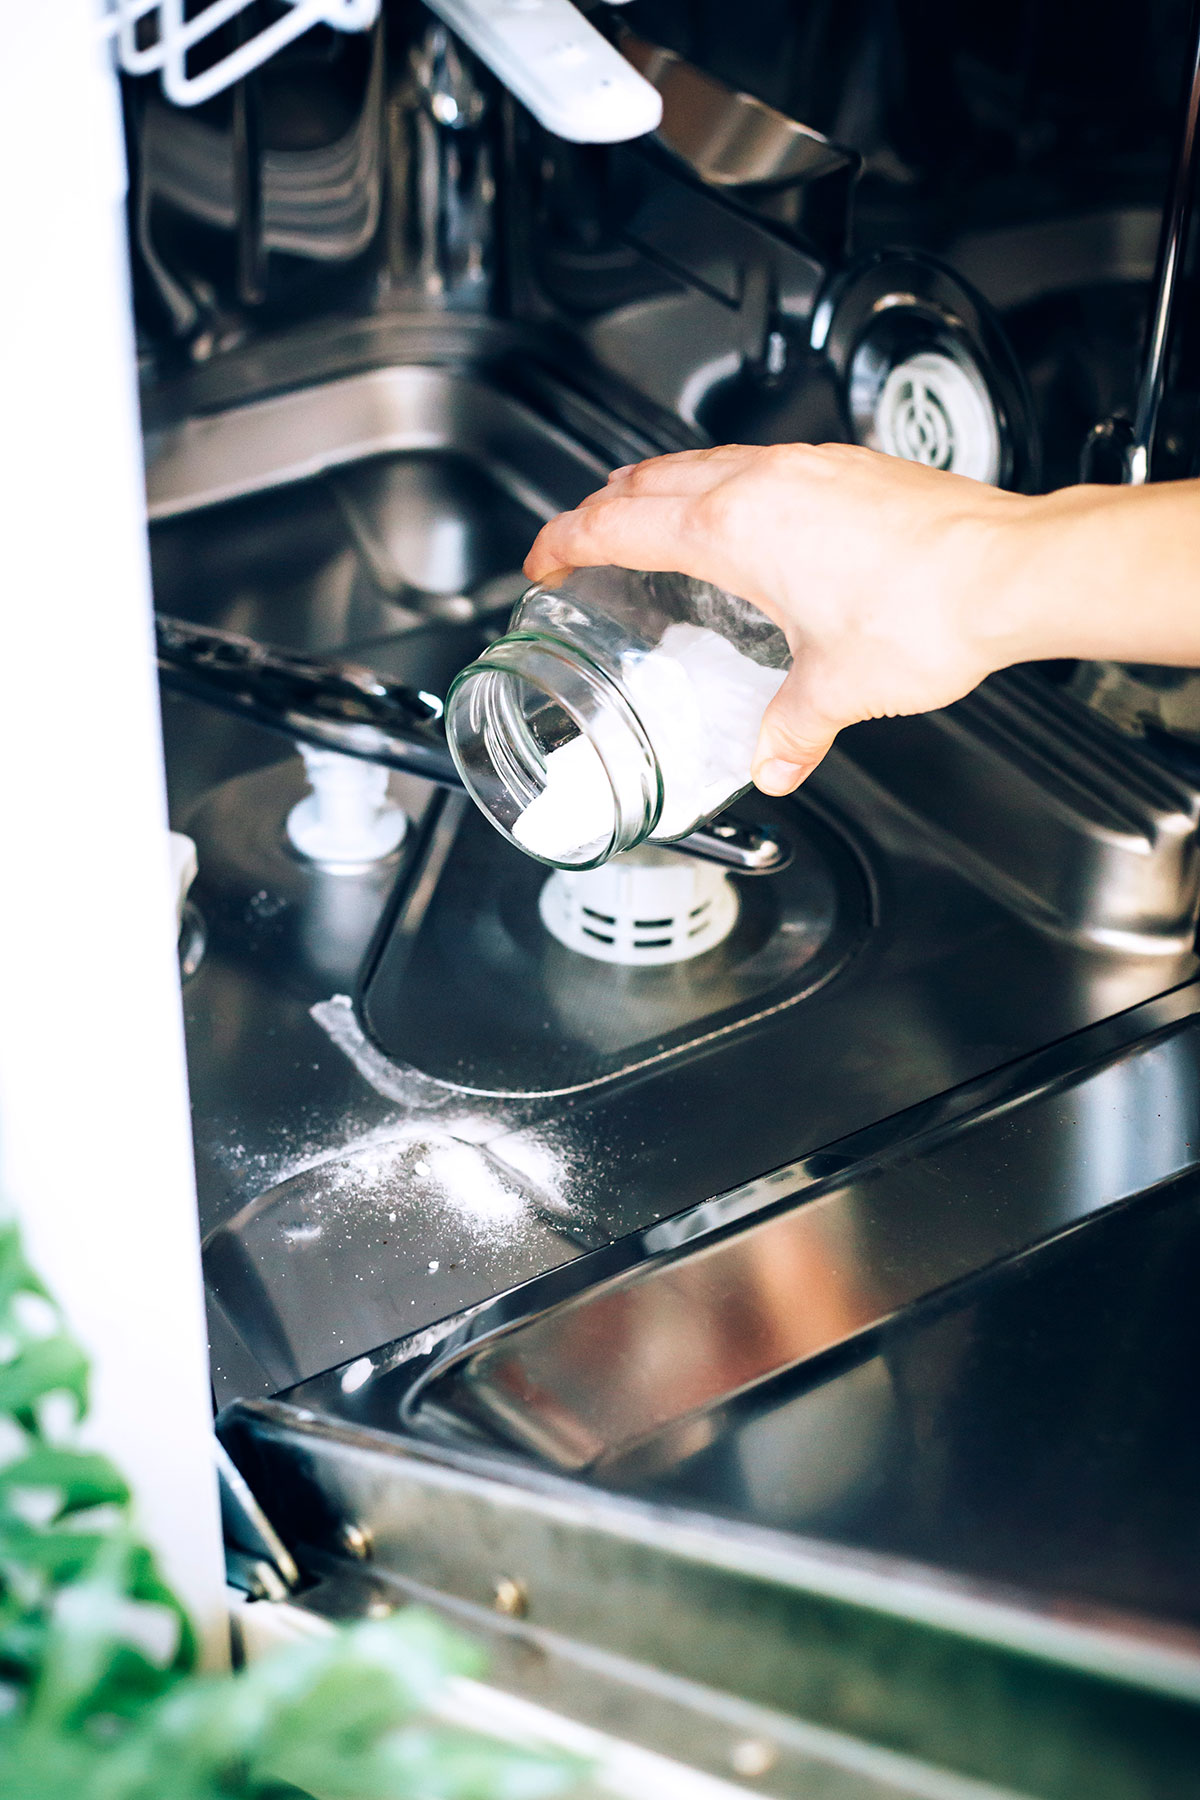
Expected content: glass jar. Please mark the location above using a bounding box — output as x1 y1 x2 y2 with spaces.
445 567 791 869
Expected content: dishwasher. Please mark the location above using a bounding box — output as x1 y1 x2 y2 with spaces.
14 1 1200 1792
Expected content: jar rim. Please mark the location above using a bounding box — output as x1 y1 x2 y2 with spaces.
446 631 663 868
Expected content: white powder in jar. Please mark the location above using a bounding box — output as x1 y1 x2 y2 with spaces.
630 623 786 837
512 622 787 863
512 732 615 861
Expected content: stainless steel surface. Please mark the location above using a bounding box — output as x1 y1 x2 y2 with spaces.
357 789 869 1096
406 988 1200 1473
287 1566 1039 1800
145 362 610 520
672 817 792 875
217 1436 300 1599
156 614 460 786
618 32 855 190
128 14 1200 1783
946 209 1161 313
131 24 386 354
840 667 1200 951
401 24 493 306
219 1394 1200 1800
229 21 266 310
1070 658 1200 749
139 35 385 264
154 355 1198 1418
1127 0 1200 484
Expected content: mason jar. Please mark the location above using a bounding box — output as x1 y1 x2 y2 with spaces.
445 566 791 869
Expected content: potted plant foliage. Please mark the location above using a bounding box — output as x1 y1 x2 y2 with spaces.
0 1223 580 1800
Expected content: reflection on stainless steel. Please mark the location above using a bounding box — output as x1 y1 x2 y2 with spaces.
156 614 460 786
217 1437 300 1601
1126 0 1200 484
673 817 792 875
585 293 758 430
358 794 868 1096
840 667 1200 951
408 993 1200 1473
145 362 609 521
219 1393 1200 1798
948 209 1161 313
1070 657 1200 750
203 1124 592 1392
177 899 207 983
329 457 530 609
618 33 855 190
401 25 493 305
139 29 385 264
153 350 1200 1413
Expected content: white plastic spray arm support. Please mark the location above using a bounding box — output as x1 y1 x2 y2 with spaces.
420 0 662 142
287 745 408 865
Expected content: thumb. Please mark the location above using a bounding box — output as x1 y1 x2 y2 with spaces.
751 664 842 795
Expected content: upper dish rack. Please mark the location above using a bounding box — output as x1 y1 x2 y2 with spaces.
100 0 380 108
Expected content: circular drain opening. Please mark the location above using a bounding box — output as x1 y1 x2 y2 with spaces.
539 845 739 966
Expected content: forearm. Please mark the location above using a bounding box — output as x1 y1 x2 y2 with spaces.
990 479 1200 670
523 443 1200 793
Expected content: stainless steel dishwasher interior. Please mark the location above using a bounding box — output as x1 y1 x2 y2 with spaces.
152 357 659 1399
155 356 1200 1409
151 363 609 818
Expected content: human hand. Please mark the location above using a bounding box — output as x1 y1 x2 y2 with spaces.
524 443 1035 792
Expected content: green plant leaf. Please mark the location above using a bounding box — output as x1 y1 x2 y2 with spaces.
0 1522 113 1584
23 1536 142 1732
122 1543 197 1674
0 1226 50 1317
0 1222 589 1800
376 1728 582 1800
0 1448 130 1518
0 1336 89 1428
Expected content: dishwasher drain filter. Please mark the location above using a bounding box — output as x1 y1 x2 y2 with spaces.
539 847 739 966
360 795 871 1096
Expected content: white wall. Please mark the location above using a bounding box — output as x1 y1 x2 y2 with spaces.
0 0 227 1663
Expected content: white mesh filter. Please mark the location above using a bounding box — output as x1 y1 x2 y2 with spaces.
539 846 739 966
101 0 380 109
874 350 1001 485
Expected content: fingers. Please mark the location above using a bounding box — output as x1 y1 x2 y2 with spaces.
568 447 755 518
525 495 704 583
602 445 758 496
528 443 801 578
751 664 843 794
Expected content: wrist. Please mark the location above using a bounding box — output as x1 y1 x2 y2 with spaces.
954 488 1060 677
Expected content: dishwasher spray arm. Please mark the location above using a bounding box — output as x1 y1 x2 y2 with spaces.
156 615 791 875
156 614 462 788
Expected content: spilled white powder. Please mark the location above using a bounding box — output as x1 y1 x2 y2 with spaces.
512 623 787 862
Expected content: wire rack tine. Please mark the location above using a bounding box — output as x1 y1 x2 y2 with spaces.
103 0 380 102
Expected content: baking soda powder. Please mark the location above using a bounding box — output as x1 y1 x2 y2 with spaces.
514 623 787 862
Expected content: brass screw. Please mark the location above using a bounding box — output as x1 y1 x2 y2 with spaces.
339 1522 373 1561
492 1576 528 1619
730 1739 778 1780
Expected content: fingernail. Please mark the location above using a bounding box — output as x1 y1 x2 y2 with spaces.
607 465 634 481
754 759 803 795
